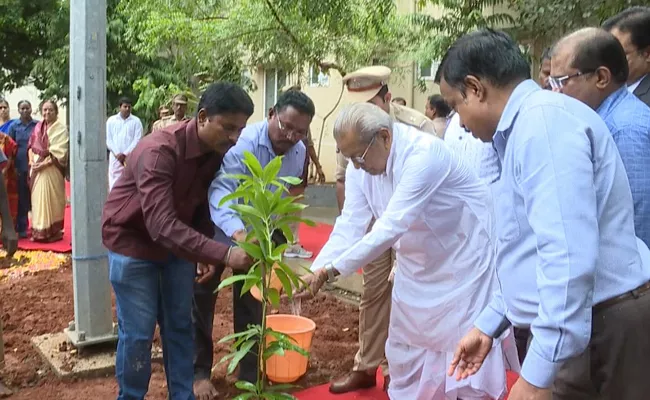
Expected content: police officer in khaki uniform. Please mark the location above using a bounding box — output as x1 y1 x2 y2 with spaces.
330 66 438 394
151 94 190 133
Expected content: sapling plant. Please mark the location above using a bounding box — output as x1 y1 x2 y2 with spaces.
216 151 316 400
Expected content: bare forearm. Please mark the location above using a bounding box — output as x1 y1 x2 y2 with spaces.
308 146 320 167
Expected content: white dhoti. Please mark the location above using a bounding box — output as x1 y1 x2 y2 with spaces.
386 333 519 400
385 264 521 400
108 154 124 191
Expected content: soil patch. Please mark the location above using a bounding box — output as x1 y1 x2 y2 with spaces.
0 262 361 399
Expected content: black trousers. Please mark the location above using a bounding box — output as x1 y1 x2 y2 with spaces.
192 228 262 383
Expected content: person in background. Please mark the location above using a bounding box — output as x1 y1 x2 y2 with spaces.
603 6 650 107
102 82 255 400
193 89 314 400
298 102 519 399
158 105 170 119
441 29 650 400
551 27 650 250
0 129 18 228
0 99 15 133
276 84 325 259
28 100 68 243
152 94 190 132
8 101 37 238
391 97 407 106
538 47 552 89
331 65 438 394
106 97 143 191
0 146 18 397
424 94 452 137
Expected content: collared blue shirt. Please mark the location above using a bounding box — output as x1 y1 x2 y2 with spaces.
208 120 306 237
596 86 650 248
8 119 38 172
474 79 650 388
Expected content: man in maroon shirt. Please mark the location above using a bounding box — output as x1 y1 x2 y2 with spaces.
102 82 254 400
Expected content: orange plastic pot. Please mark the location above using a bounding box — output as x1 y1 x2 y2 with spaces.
265 314 316 383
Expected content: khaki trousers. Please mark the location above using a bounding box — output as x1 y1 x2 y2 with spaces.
353 247 394 376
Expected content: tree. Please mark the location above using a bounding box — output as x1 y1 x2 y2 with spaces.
0 0 61 93
217 152 314 400
509 0 649 50
408 0 514 82
119 0 412 79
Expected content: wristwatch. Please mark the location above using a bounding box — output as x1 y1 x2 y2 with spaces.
324 264 337 283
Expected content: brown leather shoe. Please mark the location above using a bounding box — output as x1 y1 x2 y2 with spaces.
329 371 376 394
383 375 390 392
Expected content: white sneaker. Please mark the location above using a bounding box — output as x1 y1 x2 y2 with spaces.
284 244 313 259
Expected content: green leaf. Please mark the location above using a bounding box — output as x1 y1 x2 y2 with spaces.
218 191 247 207
268 288 281 307
237 241 265 260
274 268 294 299
223 173 254 182
261 393 297 400
243 151 264 178
217 327 258 344
217 274 257 291
231 204 266 220
279 224 294 245
279 176 302 186
227 339 256 374
263 156 284 184
235 381 258 392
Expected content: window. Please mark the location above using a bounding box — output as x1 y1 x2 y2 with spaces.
309 66 330 87
264 69 287 111
418 60 441 80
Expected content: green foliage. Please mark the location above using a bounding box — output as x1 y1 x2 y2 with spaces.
509 0 649 48
217 151 315 399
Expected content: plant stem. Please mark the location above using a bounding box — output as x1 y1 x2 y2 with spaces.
258 260 268 398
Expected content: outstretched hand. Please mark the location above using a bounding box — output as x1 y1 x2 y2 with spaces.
448 327 494 381
291 268 329 300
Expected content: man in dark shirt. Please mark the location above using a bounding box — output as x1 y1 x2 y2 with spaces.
102 82 255 400
8 100 37 237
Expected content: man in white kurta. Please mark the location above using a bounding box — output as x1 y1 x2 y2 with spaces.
299 103 519 399
106 98 143 190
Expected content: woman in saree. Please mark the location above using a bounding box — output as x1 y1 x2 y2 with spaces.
28 100 68 242
0 99 16 133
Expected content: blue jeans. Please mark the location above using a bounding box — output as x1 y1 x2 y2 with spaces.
109 251 196 400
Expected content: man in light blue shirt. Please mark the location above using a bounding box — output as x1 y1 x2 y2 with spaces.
192 90 313 398
551 28 650 250
440 29 650 400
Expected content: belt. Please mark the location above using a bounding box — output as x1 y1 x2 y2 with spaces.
594 280 650 312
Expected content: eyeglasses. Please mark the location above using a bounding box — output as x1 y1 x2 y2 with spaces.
346 135 377 165
276 111 306 140
548 70 594 90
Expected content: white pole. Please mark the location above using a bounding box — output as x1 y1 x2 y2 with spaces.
65 0 116 347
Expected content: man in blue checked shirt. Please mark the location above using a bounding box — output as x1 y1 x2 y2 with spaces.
192 90 313 400
551 27 650 250
440 29 650 400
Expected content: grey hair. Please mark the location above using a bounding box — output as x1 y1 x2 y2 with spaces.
333 103 393 144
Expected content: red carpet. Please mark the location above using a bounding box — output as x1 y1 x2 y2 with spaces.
298 222 365 274
295 371 519 399
298 222 333 259
14 183 72 253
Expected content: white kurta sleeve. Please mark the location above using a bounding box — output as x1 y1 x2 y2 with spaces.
331 144 451 276
310 166 373 271
124 119 143 155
